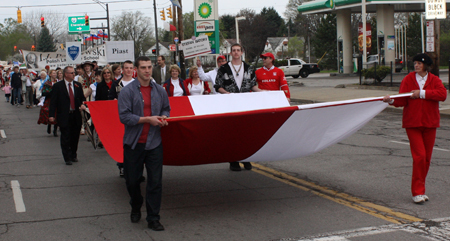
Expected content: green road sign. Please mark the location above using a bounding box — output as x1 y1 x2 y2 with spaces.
68 16 90 35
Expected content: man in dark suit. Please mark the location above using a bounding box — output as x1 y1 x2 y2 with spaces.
151 55 169 85
49 66 86 165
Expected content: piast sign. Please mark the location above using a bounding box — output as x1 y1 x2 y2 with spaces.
106 41 134 62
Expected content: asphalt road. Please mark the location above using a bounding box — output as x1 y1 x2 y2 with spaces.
1 87 450 240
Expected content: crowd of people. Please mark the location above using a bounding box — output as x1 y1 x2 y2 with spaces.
1 44 292 231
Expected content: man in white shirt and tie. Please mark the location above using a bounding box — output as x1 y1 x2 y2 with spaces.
152 56 169 85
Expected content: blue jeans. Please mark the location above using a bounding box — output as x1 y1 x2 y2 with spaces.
123 143 163 222
11 88 22 104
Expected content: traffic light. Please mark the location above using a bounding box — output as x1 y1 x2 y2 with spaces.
166 7 172 19
17 9 22 23
14 46 17 51
160 9 165 21
152 49 156 54
85 15 89 26
40 16 45 27
31 45 35 51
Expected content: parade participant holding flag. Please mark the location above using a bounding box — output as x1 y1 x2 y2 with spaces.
215 43 263 171
256 52 290 102
118 56 170 231
383 53 447 204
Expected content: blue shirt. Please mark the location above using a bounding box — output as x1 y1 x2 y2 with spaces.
118 78 170 150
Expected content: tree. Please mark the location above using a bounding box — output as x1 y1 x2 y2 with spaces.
219 14 235 44
261 7 286 37
111 11 155 59
23 10 69 46
37 26 56 52
406 13 422 63
312 14 337 70
0 18 33 60
286 36 304 58
183 12 195 40
237 9 268 62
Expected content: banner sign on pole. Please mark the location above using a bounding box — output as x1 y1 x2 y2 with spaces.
179 35 211 59
22 45 107 70
66 42 82 64
105 41 135 62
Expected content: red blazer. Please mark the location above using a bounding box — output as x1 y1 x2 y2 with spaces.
392 72 447 128
163 78 189 97
184 78 211 95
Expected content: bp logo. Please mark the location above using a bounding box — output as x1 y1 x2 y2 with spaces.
198 3 212 19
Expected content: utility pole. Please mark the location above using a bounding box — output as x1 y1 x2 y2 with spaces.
173 5 177 64
177 0 185 79
153 0 159 57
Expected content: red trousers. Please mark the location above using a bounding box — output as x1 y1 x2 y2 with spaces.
406 127 436 196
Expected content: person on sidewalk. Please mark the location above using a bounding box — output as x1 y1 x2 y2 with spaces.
118 56 170 231
214 43 263 171
383 53 447 204
255 52 290 102
196 55 227 94
49 66 87 165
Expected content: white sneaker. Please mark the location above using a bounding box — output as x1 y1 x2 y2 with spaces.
422 195 429 201
412 195 425 204
80 129 85 135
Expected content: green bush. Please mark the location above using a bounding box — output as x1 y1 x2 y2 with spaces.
361 66 391 82
274 59 288 67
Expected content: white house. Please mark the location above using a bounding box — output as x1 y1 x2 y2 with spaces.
145 42 171 57
263 37 305 59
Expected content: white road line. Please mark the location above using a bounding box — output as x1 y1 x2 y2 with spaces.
0 130 6 138
11 180 26 213
389 140 450 152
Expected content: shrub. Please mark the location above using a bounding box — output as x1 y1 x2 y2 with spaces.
361 66 391 82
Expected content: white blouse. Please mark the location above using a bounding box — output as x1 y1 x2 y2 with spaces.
171 78 183 96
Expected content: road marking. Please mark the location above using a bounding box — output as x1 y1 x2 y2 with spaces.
389 140 450 152
11 180 26 213
283 217 450 241
0 130 6 138
251 163 422 224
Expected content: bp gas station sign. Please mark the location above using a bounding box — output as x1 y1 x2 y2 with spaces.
68 16 90 35
194 0 219 54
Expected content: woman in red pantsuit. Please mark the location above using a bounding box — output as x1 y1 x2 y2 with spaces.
383 53 447 204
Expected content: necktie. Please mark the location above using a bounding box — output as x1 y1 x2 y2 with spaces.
68 83 75 110
161 68 165 82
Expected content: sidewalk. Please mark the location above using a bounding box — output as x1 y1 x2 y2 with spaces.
289 85 450 117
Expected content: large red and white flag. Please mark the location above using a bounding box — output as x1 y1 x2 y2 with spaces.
86 91 410 165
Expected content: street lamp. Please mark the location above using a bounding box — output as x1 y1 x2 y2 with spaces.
235 16 246 44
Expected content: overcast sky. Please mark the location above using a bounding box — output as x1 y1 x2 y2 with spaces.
0 0 292 34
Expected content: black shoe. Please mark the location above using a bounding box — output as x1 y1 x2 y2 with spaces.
229 162 241 171
65 161 72 165
98 143 104 148
72 158 78 163
53 128 58 137
47 125 51 134
139 176 145 183
148 220 164 231
130 211 141 223
243 162 252 170
119 167 124 177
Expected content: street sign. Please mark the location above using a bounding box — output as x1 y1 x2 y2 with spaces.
180 35 211 59
68 16 90 35
174 37 179 43
426 20 435 52
426 21 434 36
169 44 176 51
426 0 446 19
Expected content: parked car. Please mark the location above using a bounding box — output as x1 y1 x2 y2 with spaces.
278 58 320 78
